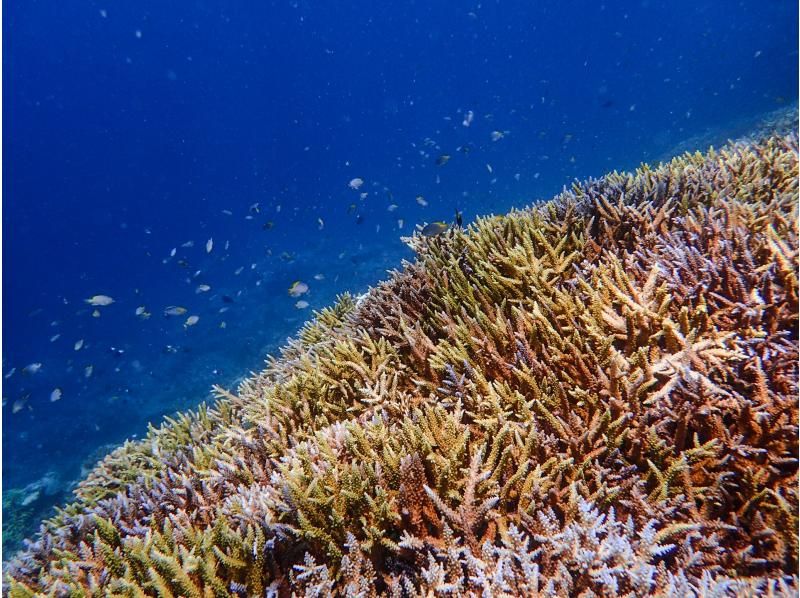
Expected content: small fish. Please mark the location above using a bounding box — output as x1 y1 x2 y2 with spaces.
12 395 29 414
288 281 309 297
4 368 16 379
181 240 194 248
348 177 364 190
234 266 244 275
313 273 325 281
85 295 114 306
164 306 188 317
74 339 84 351
387 204 398 212
135 306 146 316
221 209 233 216
486 163 493 173
249 202 261 214
177 259 189 268
462 110 474 127
196 284 211 293
490 130 506 141
85 365 94 378
50 388 63 403
219 321 227 329
355 215 364 225
295 300 310 309
92 309 101 318
221 295 235 304
184 315 200 328
421 221 449 237
454 209 463 227
50 334 61 343
262 221 275 230
435 154 451 166
416 195 428 207
318 218 324 230
347 204 357 215
206 238 213 253
23 363 43 375
456 143 473 154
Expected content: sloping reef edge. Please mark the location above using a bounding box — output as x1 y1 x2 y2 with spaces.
6 131 799 596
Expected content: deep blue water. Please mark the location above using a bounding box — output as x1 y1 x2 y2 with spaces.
3 0 797 546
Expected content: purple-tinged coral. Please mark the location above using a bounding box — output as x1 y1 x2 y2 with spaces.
5 133 798 596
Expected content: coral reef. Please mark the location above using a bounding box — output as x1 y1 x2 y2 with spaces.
5 132 798 596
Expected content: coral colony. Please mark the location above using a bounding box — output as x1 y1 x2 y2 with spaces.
6 133 798 596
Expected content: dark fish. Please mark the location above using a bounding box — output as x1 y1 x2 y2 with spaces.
262 221 274 230
421 221 449 237
435 154 451 166
456 144 473 154
221 295 235 304
356 215 364 225
347 204 357 215
454 209 463 227
177 259 189 268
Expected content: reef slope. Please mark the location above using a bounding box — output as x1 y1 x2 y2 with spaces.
6 133 799 596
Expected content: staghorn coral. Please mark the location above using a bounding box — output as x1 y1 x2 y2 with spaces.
5 132 798 597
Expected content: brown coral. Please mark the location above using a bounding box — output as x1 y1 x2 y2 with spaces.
5 133 798 597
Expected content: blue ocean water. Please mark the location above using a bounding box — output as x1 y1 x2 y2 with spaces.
2 0 797 551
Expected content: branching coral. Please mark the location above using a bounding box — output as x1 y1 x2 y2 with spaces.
5 132 798 597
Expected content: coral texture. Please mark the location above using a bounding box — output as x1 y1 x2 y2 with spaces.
5 133 798 597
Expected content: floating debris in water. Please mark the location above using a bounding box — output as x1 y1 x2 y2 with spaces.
49 388 62 403
288 281 309 298
348 177 364 190
85 295 114 306
164 306 188 317
184 315 200 328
